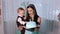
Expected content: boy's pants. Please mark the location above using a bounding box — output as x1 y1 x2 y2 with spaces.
21 28 25 34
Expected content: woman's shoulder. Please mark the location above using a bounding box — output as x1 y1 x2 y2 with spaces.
37 16 41 21
38 16 41 18
38 16 41 20
35 15 41 22
36 15 41 19
37 16 41 22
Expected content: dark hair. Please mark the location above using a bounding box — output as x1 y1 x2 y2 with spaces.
26 4 39 21
17 7 24 13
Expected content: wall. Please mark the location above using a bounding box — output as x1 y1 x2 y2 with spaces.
2 0 21 34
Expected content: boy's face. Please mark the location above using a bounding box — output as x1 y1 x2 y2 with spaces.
18 9 24 16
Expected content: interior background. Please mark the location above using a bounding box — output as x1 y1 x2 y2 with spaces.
1 0 60 34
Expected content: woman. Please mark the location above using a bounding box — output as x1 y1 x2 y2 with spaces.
25 4 41 34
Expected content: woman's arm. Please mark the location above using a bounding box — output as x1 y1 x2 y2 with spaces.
36 17 41 31
37 17 41 25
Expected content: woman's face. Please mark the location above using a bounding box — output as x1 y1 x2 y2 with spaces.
27 7 34 15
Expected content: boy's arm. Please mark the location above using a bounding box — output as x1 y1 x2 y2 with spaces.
18 18 26 25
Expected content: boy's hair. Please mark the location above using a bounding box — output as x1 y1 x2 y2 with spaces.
17 7 24 13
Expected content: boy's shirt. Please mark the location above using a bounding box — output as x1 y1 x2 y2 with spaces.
18 16 25 25
16 15 25 27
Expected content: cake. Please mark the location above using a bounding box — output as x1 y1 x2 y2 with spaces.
26 21 36 29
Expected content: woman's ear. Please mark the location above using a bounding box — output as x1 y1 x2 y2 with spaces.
37 17 41 24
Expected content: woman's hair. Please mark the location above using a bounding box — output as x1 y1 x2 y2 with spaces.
26 4 39 21
17 7 24 13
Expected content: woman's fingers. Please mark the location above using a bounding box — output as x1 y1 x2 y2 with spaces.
18 26 23 30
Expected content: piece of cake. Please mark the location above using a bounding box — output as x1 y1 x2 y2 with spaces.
26 21 36 29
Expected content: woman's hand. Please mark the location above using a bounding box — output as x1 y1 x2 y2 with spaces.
24 16 27 20
18 26 23 31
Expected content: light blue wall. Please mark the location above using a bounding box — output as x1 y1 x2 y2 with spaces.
2 0 60 34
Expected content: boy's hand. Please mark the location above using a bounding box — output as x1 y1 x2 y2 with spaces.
18 26 23 30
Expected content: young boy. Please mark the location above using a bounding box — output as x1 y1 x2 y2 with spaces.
16 7 26 34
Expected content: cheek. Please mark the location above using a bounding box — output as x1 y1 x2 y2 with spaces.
28 11 31 14
21 11 24 14
31 11 34 13
22 11 24 13
28 11 34 15
19 11 24 14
